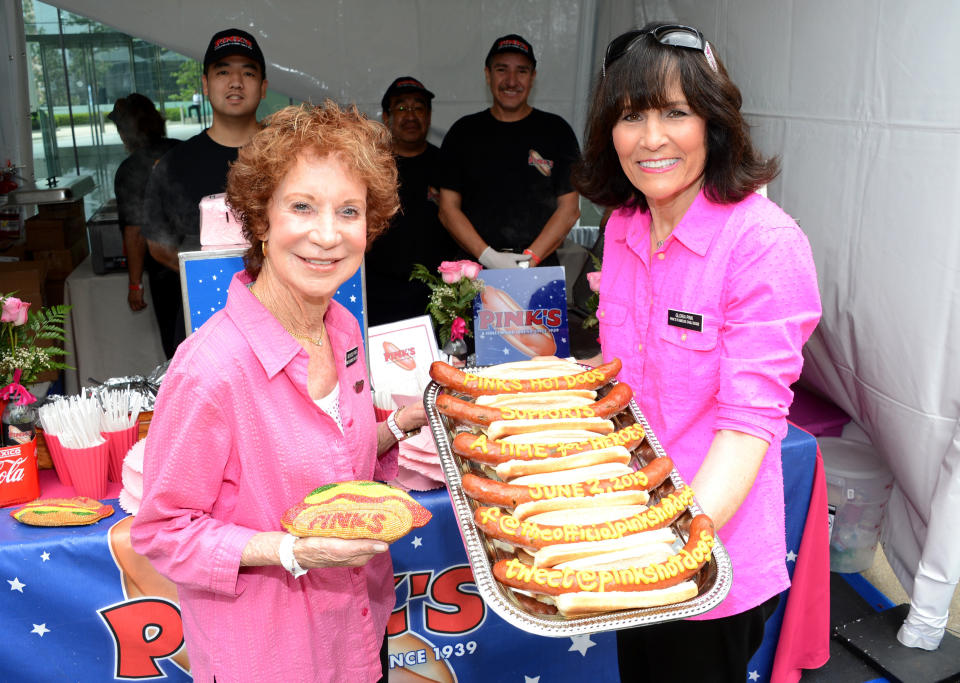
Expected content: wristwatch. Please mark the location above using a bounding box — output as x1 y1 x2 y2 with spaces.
386 407 419 441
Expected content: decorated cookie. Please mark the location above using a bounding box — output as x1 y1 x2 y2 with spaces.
11 497 115 527
281 480 432 542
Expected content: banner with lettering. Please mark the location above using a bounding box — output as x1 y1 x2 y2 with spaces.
0 488 619 681
473 266 570 365
387 488 620 682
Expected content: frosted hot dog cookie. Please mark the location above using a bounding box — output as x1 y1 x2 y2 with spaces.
281 480 432 543
11 497 115 526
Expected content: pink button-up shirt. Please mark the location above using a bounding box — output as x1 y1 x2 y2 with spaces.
598 190 821 618
131 271 398 682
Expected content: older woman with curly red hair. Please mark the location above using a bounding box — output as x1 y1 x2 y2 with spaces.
131 102 427 682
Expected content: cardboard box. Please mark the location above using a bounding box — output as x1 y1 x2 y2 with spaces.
35 199 85 223
24 215 85 250
32 238 88 278
0 260 46 307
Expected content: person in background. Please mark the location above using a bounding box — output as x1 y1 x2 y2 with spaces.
572 23 821 681
107 93 181 358
365 76 456 326
438 34 581 269
131 102 429 682
142 28 268 352
187 90 202 122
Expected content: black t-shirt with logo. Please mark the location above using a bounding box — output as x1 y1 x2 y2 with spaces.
365 144 458 326
438 108 580 252
142 130 239 247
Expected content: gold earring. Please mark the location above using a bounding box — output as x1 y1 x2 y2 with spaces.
262 240 268 257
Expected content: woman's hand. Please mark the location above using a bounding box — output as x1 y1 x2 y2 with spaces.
242 531 389 571
294 535 389 569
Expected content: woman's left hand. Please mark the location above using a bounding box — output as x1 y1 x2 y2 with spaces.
295 535 389 568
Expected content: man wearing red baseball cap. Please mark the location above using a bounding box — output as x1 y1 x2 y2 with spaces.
438 34 581 269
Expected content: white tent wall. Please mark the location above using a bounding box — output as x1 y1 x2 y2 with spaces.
49 0 614 145
7 0 958 645
657 0 960 644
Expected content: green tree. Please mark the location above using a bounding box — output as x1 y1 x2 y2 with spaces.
173 59 203 101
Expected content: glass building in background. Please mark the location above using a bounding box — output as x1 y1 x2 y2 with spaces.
23 0 295 213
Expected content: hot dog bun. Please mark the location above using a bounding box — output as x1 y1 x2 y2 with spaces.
532 528 677 567
553 583 699 617
487 417 614 440
475 390 596 408
513 490 650 521
495 446 632 480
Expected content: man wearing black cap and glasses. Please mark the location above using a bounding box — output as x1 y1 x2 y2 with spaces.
438 34 581 270
365 77 456 325
141 28 267 351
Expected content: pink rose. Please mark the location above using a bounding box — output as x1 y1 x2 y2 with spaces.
459 260 482 280
437 261 463 284
586 271 602 293
1 297 30 326
450 316 467 341
438 260 483 284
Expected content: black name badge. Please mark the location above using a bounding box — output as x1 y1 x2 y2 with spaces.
345 346 359 367
667 309 704 332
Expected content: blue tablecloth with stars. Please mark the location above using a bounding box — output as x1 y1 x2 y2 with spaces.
0 427 816 682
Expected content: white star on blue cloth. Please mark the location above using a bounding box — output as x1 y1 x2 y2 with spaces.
748 670 760 681
411 536 423 548
40 552 50 562
350 295 357 302
524 676 540 683
502 347 510 355
786 549 798 563
8 577 25 592
31 624 49 637
568 634 596 656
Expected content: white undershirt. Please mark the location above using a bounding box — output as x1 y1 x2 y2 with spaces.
313 382 343 433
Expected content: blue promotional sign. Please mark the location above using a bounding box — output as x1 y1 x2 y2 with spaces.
473 266 570 365
180 250 366 339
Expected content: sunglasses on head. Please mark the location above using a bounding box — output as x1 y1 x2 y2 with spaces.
602 24 719 78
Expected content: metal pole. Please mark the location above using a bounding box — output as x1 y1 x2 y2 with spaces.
56 8 80 175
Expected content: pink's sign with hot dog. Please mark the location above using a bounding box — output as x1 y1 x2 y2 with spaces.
473 266 570 365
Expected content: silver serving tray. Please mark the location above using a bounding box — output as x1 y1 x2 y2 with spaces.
425 370 732 637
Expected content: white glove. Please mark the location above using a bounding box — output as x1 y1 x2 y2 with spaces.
479 247 532 270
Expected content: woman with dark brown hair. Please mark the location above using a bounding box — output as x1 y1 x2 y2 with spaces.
573 24 822 680
131 102 427 682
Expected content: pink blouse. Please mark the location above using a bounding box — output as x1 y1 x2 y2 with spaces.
130 271 397 682
598 190 821 618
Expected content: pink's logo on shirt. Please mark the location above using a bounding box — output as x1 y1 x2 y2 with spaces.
527 149 553 177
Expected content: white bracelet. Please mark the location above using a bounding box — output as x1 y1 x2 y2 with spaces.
278 533 308 578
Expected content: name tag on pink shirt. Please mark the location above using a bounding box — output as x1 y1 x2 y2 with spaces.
667 309 703 332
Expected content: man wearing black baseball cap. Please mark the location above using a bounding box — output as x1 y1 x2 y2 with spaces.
140 28 268 353
438 34 580 269
366 77 456 325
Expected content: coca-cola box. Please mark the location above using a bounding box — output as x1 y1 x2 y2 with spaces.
0 439 40 508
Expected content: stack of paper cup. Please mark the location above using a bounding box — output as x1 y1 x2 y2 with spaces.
105 424 139 483
61 438 110 498
42 432 72 487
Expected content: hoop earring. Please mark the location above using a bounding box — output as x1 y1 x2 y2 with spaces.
261 240 268 257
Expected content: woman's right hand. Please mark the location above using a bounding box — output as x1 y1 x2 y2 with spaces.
294 535 389 569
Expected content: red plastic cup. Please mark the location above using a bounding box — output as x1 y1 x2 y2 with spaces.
61 439 110 499
43 433 72 487
105 424 139 483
